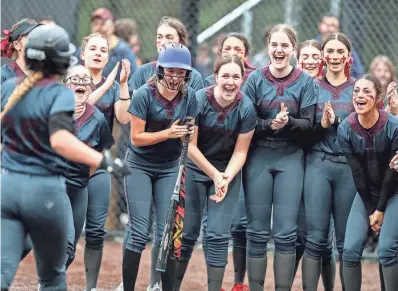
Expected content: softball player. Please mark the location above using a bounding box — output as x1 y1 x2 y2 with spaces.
1 24 129 291
128 16 203 95
174 55 256 291
0 18 41 263
122 43 197 291
1 18 41 83
79 32 131 291
62 65 115 269
301 33 357 291
201 32 254 291
120 16 203 291
203 32 255 87
369 55 396 109
242 24 317 291
293 39 336 291
338 74 398 291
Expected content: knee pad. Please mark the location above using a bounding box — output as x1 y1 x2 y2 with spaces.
246 231 268 257
205 238 229 267
85 232 106 250
378 246 398 267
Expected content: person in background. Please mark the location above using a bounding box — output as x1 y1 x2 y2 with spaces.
315 13 364 78
114 18 142 67
76 7 138 82
195 42 213 77
369 55 396 109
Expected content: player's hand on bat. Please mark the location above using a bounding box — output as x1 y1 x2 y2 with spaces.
99 150 131 176
271 102 289 130
168 119 189 139
370 210 384 235
186 121 195 142
120 59 131 84
389 151 398 171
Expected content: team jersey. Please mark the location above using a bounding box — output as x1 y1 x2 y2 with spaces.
128 80 198 163
188 86 257 169
64 103 114 187
242 66 317 145
1 61 25 84
128 61 204 93
93 77 120 131
337 110 398 215
1 77 75 176
311 77 356 154
203 62 255 87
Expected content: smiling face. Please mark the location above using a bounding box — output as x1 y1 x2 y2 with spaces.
81 36 109 71
156 24 180 53
323 39 350 74
268 31 295 71
353 78 378 115
65 66 93 104
298 45 321 78
161 67 187 91
215 62 243 103
221 36 246 63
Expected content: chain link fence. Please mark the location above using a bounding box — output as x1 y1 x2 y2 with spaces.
2 0 397 238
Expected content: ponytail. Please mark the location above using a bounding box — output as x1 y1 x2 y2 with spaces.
0 72 44 120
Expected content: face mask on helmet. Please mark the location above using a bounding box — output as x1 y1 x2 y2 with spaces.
157 66 191 91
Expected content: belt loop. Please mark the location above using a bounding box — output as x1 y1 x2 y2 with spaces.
321 153 326 161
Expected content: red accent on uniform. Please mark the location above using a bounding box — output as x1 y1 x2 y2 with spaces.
1 30 13 58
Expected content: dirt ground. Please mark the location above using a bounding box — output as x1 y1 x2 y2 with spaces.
10 240 381 291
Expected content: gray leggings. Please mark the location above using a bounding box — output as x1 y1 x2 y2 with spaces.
85 169 111 250
1 172 70 290
343 193 398 266
181 167 241 267
123 150 179 253
243 145 304 257
65 184 88 267
304 151 357 259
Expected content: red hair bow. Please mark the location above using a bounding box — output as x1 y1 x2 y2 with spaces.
1 29 14 58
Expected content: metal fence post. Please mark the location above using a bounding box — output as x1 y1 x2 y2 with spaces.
181 0 201 68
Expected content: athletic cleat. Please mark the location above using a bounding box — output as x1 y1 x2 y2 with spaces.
147 283 162 291
115 282 124 291
231 283 250 291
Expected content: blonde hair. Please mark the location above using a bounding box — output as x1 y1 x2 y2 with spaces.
268 24 297 47
369 55 396 83
81 33 109 51
0 72 44 120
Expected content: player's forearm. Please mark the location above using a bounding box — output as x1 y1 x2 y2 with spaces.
131 130 169 147
87 82 112 105
115 83 131 124
50 130 103 168
188 144 219 180
224 151 247 182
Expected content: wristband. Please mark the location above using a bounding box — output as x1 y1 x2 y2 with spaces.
119 97 130 101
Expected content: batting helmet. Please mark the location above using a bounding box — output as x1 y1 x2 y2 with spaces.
156 43 192 71
24 24 77 75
